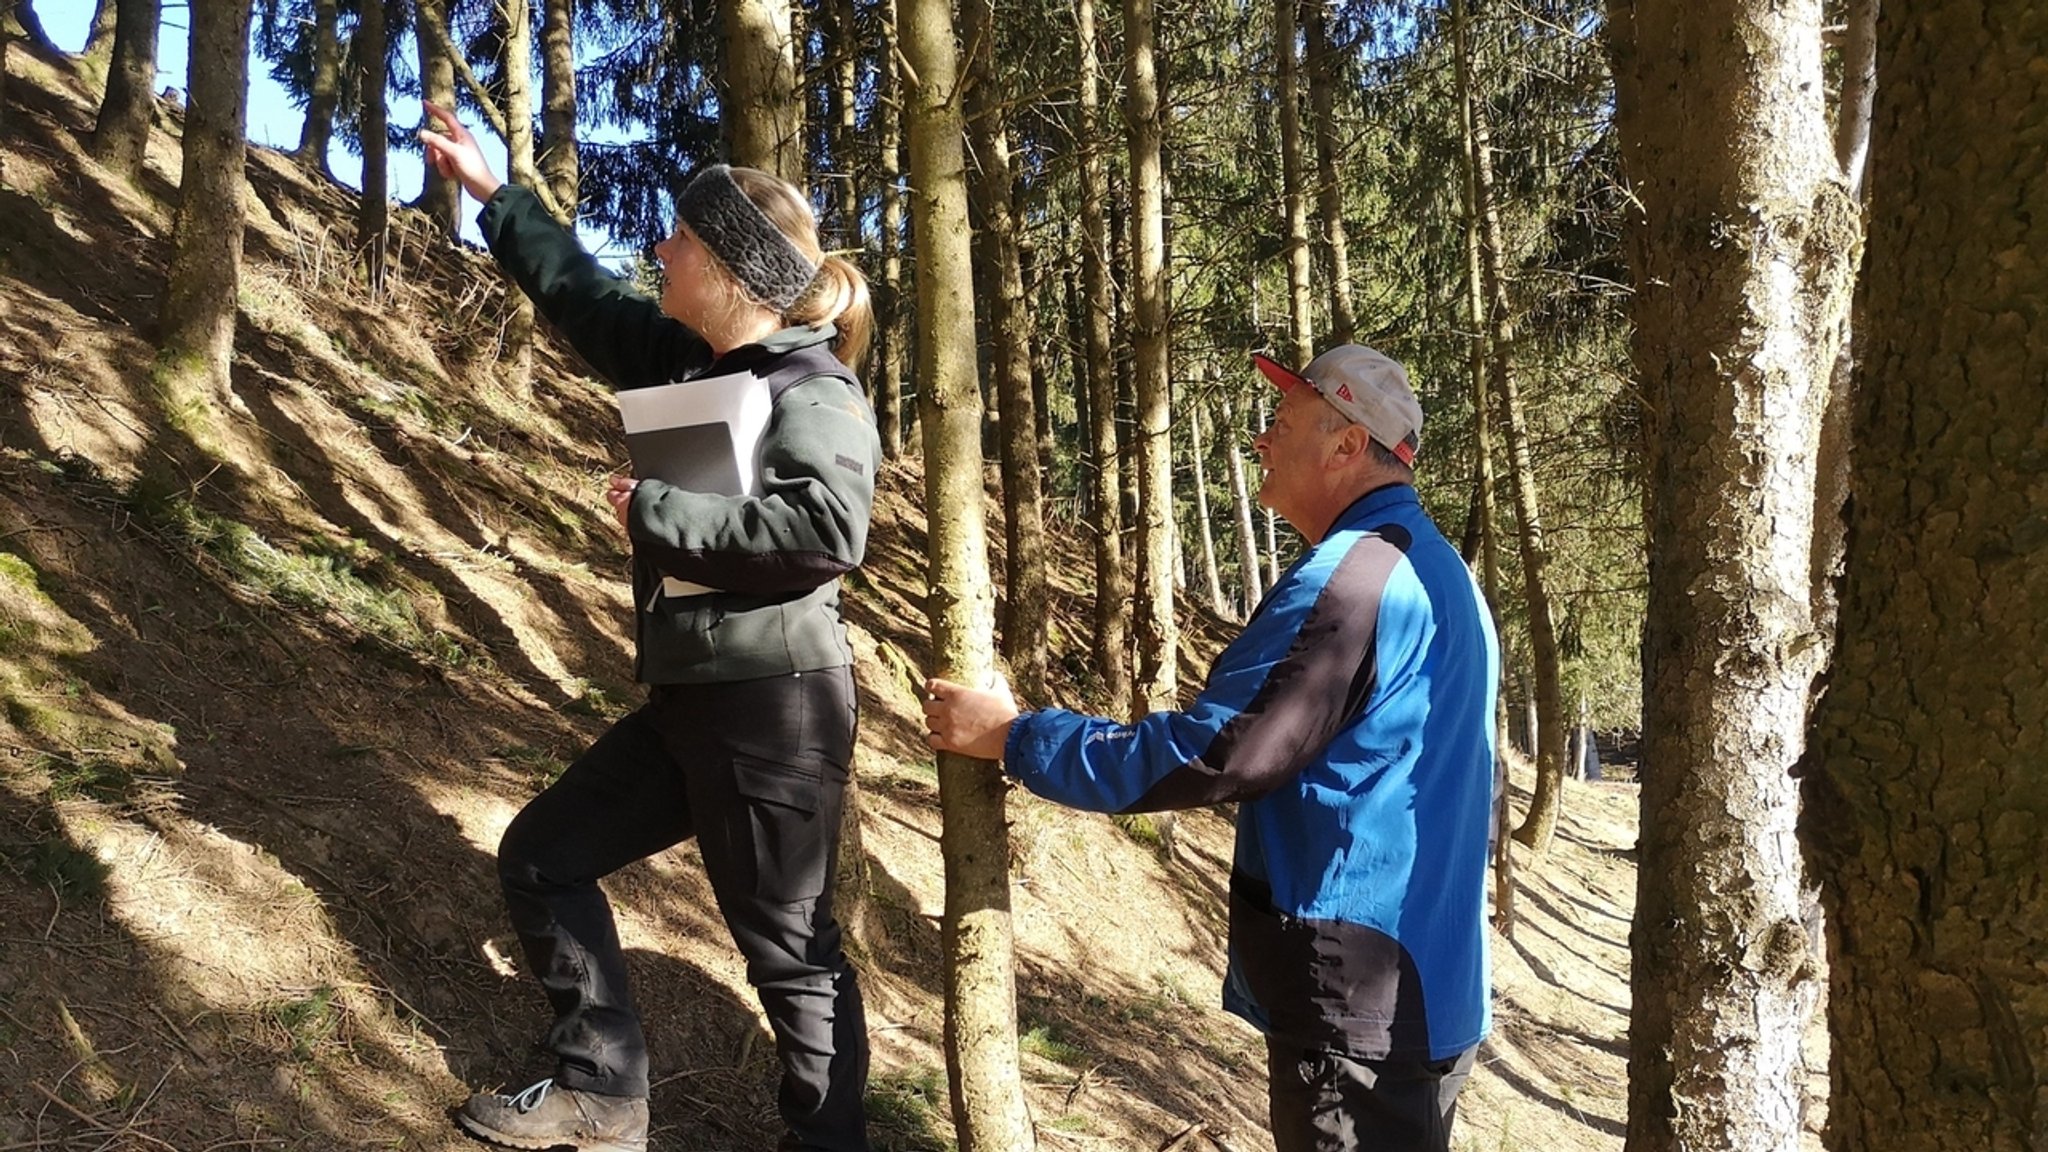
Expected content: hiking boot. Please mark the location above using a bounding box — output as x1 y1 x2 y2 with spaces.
456 1077 649 1152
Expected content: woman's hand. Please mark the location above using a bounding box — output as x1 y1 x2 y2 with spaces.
606 475 639 536
922 675 1021 762
419 102 504 204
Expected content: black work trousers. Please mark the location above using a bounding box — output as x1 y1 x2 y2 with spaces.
1266 1041 1477 1152
496 667 869 1152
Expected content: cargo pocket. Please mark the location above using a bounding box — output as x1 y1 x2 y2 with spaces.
731 754 831 903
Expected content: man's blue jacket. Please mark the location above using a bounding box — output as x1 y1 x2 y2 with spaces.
1004 484 1499 1061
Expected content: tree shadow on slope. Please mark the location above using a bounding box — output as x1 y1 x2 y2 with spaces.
228 351 633 697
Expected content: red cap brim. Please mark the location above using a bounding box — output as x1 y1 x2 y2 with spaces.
1252 353 1308 392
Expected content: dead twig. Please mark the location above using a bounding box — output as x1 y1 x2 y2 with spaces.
1158 1122 1205 1152
148 1003 207 1063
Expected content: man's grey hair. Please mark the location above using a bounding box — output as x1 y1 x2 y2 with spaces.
1316 404 1417 476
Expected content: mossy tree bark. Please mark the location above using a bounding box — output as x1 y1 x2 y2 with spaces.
964 0 1048 705
88 0 158 178
1075 0 1130 712
1804 5 2046 1149
1606 0 1860 1148
721 0 802 182
900 0 1035 1141
156 0 252 442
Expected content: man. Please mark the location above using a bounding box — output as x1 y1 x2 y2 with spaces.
923 345 1499 1152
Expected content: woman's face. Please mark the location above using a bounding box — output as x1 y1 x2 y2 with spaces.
652 224 732 328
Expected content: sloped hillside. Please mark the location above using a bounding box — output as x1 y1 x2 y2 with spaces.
0 44 1645 1152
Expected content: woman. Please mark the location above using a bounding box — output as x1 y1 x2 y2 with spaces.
421 105 881 1152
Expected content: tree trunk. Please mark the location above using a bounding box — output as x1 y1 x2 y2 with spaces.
84 0 118 69
0 0 12 187
1607 0 1860 1149
156 0 251 441
964 0 1049 704
1453 0 1511 934
539 0 578 224
1076 0 1130 713
900 0 1034 1141
1189 390 1227 618
1453 0 1566 855
1274 0 1312 365
3 0 48 52
827 0 859 240
89 0 159 178
1303 0 1354 344
1807 0 1876 653
501 0 539 393
294 0 339 175
1125 0 1175 720
1259 391 1282 584
415 0 459 237
356 0 388 294
1805 6 2045 1149
875 0 905 457
1219 394 1263 616
721 0 802 182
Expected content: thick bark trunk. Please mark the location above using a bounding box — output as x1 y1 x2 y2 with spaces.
900 0 1034 1141
356 0 387 294
965 0 1049 703
294 0 339 175
1805 7 2046 1149
1303 0 1354 344
539 0 578 224
1607 1 1859 1149
721 0 803 182
156 0 251 434
1274 0 1312 365
415 0 459 237
1076 0 1130 713
1125 0 1175 718
89 0 158 178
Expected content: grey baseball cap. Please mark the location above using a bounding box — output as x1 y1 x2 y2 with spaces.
1253 344 1423 465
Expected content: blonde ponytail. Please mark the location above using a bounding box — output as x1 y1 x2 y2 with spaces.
787 256 873 371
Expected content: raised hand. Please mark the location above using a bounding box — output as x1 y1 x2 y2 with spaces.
419 102 504 205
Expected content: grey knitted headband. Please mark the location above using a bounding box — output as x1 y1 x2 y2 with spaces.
675 164 820 313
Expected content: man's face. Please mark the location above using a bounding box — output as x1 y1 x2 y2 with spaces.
1252 387 1342 529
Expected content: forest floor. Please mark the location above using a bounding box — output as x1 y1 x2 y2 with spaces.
0 43 1786 1152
